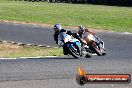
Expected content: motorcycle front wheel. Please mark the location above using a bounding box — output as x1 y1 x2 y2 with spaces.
91 42 103 56
68 45 80 59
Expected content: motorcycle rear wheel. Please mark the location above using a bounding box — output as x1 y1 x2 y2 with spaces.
85 52 92 58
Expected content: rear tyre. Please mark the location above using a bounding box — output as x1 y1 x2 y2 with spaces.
84 47 92 58
102 50 106 56
85 52 92 58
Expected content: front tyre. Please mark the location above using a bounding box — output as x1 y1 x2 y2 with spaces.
91 42 103 56
68 46 80 59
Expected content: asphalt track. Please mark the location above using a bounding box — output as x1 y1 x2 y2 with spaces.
0 22 57 47
0 22 132 88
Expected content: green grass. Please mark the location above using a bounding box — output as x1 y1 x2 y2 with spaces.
0 1 132 32
0 0 12 2
0 43 63 58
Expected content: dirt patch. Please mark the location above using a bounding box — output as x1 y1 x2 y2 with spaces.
0 20 51 27
0 43 22 49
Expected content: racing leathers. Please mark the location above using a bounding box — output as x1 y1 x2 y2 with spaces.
78 30 104 49
53 29 82 54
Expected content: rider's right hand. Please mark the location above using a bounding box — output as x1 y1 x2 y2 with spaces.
72 33 79 39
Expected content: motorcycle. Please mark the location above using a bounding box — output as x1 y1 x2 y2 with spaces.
61 34 91 58
83 33 106 56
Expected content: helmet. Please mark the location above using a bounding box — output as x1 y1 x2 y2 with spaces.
85 28 89 32
78 25 84 30
78 25 85 34
53 24 62 33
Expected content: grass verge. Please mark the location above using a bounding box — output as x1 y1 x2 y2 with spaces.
0 1 131 32
0 43 63 58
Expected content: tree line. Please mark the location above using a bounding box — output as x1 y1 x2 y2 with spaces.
16 0 132 6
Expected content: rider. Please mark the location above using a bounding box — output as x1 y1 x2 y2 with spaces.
78 26 104 48
53 24 72 45
53 24 82 54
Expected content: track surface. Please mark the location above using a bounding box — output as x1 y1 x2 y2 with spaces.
0 22 132 88
0 22 56 47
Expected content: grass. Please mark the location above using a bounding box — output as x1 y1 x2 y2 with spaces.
0 43 63 58
0 0 12 2
0 1 132 32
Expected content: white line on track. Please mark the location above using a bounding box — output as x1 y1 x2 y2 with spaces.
0 56 58 59
0 58 16 59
